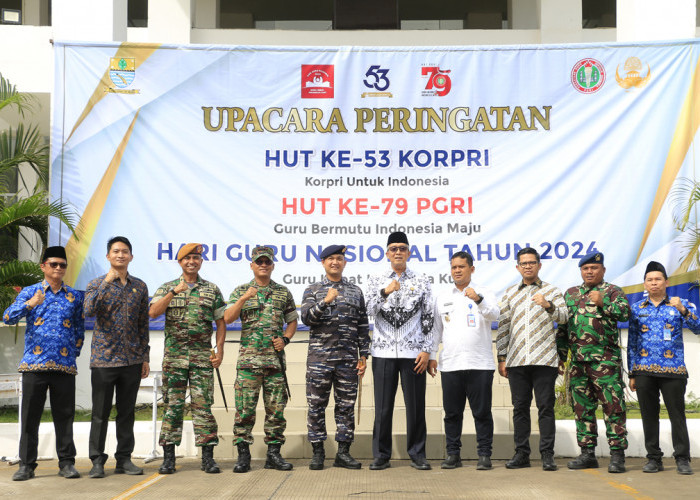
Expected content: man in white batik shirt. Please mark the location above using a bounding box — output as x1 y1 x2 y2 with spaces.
366 231 435 471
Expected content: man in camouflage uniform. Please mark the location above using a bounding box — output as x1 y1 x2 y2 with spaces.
301 245 370 470
149 243 226 475
224 245 298 473
557 251 630 473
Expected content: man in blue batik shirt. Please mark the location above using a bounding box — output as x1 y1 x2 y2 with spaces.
3 246 84 481
628 261 700 476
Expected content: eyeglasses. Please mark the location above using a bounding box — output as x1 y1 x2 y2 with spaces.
387 246 409 253
47 262 67 269
255 258 273 266
518 261 539 268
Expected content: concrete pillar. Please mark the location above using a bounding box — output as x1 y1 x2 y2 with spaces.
52 0 127 42
508 0 538 29
617 0 696 42
538 0 582 43
148 0 193 44
193 0 219 29
16 0 49 26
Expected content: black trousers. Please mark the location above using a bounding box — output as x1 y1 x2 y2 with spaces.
19 372 76 468
507 365 558 455
372 357 427 460
89 364 142 463
441 369 494 457
635 374 691 460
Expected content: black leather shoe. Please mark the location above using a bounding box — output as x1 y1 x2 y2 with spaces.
677 458 694 475
234 442 251 473
506 451 531 469
441 454 462 469
476 456 492 470
12 465 35 481
410 456 431 470
608 450 626 474
264 444 293 471
567 447 598 469
58 463 81 478
369 457 391 470
115 459 143 475
89 462 105 478
541 452 558 471
643 458 663 473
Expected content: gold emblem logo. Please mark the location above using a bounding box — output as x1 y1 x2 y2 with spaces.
33 345 43 355
664 350 674 359
616 57 651 90
63 319 71 328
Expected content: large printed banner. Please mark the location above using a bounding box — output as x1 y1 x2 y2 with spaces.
51 40 700 306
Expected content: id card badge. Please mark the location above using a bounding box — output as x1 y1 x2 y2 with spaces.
467 303 476 327
663 327 672 341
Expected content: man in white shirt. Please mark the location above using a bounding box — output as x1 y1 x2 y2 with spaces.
366 231 435 471
430 251 499 470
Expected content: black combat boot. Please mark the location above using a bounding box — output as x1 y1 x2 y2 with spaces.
233 442 251 473
201 445 221 473
608 450 626 473
158 444 176 474
265 444 293 471
334 441 361 469
567 447 598 469
310 442 325 470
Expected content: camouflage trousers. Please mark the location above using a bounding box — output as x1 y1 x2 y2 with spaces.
306 360 359 443
569 359 627 450
234 368 287 446
159 363 218 447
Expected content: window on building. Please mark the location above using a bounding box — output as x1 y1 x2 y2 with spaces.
582 0 616 28
128 0 147 27
219 0 509 30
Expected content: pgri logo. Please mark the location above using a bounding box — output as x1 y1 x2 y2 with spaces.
421 66 451 97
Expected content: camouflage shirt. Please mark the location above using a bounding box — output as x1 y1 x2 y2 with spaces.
557 281 630 363
228 279 298 370
152 275 226 368
301 276 370 363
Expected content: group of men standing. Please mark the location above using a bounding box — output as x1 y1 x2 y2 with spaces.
4 231 699 480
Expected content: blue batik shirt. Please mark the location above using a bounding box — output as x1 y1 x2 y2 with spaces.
628 296 700 378
3 280 85 375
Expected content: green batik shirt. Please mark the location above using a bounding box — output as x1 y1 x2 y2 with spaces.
228 279 298 371
151 275 226 368
557 280 630 363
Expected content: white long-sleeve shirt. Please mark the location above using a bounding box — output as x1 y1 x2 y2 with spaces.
433 282 499 371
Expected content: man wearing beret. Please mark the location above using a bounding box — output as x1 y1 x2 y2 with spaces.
4 246 84 481
366 231 436 471
84 236 150 478
149 243 227 474
557 251 630 473
301 245 370 470
225 245 298 472
628 261 700 475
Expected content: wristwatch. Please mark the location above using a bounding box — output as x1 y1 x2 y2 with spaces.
168 288 177 296
475 294 484 304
